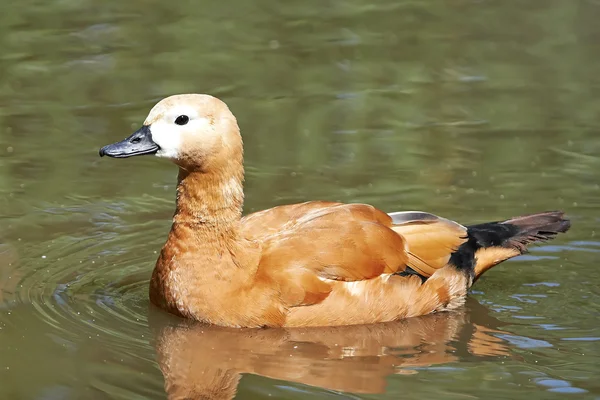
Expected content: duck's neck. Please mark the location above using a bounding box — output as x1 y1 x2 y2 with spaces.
150 163 252 315
173 166 244 234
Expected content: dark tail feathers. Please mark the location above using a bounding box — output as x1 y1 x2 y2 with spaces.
500 211 571 251
451 211 571 281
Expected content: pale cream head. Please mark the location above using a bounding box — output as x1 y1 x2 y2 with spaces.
143 94 242 171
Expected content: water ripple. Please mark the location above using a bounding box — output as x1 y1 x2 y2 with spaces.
5 200 169 361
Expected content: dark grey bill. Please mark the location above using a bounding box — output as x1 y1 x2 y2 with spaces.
99 125 160 158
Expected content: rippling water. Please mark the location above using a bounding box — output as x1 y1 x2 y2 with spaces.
1 0 600 399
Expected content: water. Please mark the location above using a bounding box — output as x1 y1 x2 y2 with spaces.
1 0 599 398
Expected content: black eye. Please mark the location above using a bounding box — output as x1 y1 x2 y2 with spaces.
175 115 189 125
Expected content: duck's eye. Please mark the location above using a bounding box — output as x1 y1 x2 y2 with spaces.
174 115 189 126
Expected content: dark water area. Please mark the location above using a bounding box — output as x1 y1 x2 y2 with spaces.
0 0 599 398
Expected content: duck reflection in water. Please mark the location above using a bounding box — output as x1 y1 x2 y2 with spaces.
149 298 512 399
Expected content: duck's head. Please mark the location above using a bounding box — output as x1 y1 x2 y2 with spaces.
99 94 242 171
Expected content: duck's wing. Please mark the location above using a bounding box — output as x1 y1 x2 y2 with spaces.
240 201 341 240
250 203 468 307
389 211 468 277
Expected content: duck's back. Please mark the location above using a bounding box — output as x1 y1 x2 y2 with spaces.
240 202 569 327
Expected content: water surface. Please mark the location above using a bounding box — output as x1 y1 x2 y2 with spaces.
1 0 599 399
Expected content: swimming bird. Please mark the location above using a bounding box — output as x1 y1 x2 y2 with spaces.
99 94 571 328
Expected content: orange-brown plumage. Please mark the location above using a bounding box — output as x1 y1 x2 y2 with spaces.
99 94 572 328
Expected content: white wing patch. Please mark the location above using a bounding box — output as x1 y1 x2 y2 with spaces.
318 274 393 297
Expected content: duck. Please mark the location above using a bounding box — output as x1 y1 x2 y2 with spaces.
99 94 571 328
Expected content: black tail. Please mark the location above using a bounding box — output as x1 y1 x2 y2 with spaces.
499 211 572 251
450 211 571 281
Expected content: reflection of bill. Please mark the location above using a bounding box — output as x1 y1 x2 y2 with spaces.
0 243 19 307
150 299 512 399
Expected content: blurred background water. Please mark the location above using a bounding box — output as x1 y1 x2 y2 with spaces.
0 0 599 399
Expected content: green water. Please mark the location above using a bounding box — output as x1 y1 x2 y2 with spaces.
1 0 599 398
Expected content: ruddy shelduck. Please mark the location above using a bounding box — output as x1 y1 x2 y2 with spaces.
99 94 571 328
